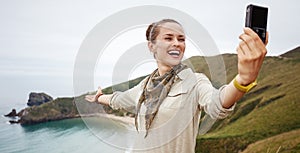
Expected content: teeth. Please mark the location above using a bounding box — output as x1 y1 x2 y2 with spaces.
168 50 180 56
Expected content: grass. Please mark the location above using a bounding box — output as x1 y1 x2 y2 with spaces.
194 48 300 152
241 129 300 153
21 47 300 152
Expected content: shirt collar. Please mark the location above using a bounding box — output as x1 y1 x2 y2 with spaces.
176 68 194 81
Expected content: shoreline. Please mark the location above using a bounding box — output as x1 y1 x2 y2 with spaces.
80 113 135 126
4 109 135 126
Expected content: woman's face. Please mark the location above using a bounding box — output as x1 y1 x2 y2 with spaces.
149 22 186 68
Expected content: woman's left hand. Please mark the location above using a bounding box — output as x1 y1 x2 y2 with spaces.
85 87 103 103
236 27 268 85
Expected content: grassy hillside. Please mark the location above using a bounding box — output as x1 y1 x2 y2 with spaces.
194 47 300 152
241 129 300 153
18 46 300 152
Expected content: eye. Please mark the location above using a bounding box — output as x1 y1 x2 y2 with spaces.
164 37 172 41
178 38 185 42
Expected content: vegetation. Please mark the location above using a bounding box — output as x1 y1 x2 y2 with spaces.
194 47 300 152
19 46 300 152
19 74 146 125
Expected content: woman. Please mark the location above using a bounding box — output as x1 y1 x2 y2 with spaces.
85 19 268 152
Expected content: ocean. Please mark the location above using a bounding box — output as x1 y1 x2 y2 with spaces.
0 102 133 153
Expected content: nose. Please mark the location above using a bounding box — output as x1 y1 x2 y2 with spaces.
172 38 179 47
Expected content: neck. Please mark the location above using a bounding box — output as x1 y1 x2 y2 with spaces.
157 62 173 76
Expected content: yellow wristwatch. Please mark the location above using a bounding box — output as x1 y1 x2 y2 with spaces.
233 76 257 93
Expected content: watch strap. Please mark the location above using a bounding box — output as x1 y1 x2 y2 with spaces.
233 76 257 93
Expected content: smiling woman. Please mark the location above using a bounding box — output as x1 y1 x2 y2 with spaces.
85 18 268 153
146 19 186 74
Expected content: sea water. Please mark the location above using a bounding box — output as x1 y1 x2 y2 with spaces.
0 102 133 153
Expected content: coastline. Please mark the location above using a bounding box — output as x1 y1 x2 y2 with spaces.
80 113 135 126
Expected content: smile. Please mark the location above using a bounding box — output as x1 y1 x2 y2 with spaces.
168 50 180 56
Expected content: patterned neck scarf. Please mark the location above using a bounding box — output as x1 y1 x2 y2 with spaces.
135 63 187 138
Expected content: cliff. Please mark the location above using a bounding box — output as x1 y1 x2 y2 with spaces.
8 75 146 125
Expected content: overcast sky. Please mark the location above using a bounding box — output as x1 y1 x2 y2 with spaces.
0 0 299 105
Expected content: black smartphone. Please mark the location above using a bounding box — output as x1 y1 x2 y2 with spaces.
245 4 268 43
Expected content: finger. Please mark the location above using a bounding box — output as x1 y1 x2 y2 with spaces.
265 31 269 45
241 28 266 58
85 95 90 100
243 30 267 60
96 86 103 95
243 28 265 47
85 96 92 102
85 95 95 102
238 36 252 57
239 30 257 53
243 27 259 39
236 45 247 61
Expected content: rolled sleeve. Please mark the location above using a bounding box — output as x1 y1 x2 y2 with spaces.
109 91 126 110
206 85 236 119
109 80 144 111
196 74 235 119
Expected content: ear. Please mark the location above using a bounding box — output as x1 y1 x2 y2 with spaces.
148 41 155 53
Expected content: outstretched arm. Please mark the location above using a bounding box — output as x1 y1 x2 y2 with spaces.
221 28 268 108
85 87 112 106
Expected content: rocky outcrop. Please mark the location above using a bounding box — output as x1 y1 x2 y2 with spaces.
5 109 17 117
5 109 24 117
27 92 53 106
5 88 136 125
5 109 25 124
4 97 130 125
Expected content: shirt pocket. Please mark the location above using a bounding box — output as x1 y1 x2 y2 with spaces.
161 89 188 109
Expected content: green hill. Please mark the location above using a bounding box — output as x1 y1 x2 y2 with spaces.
17 46 300 152
280 46 300 60
194 47 300 152
241 129 300 153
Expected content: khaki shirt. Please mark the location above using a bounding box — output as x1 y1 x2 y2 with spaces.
110 68 235 153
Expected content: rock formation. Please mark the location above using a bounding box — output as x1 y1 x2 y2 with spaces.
27 92 53 106
4 109 17 117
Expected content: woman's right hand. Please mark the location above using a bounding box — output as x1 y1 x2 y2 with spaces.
85 87 103 103
236 27 268 85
